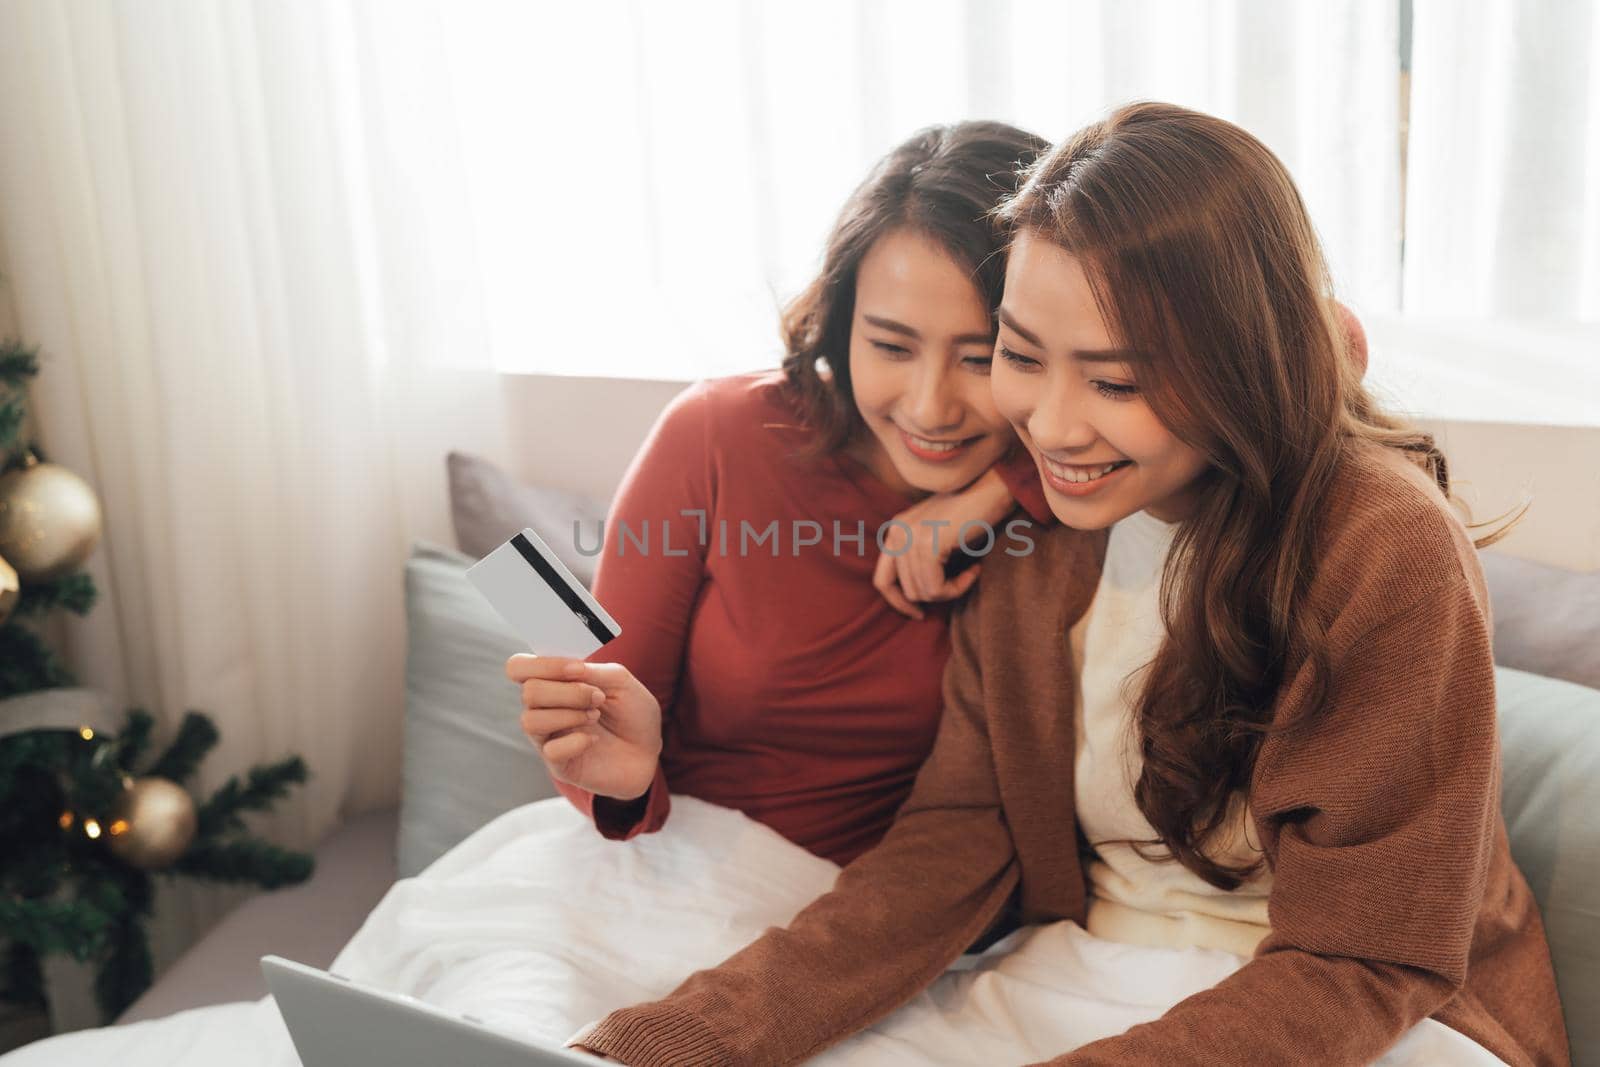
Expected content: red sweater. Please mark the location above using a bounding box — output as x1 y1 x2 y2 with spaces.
554 370 1047 865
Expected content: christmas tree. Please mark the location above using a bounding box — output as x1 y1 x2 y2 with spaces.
0 338 315 1025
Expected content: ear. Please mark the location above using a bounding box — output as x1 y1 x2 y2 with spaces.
1332 300 1368 379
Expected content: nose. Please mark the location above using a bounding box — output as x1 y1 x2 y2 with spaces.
906 363 964 435
1026 380 1098 455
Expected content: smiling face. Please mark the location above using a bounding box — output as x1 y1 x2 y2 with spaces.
845 227 1015 496
989 228 1210 529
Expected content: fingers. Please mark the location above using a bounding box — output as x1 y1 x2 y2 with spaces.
521 678 606 710
505 653 587 683
873 551 924 619
951 564 981 597
896 551 946 605
541 727 598 765
873 549 922 619
884 583 922 619
521 706 599 744
892 553 918 604
575 661 636 690
921 563 981 602
872 549 898 603
877 519 912 556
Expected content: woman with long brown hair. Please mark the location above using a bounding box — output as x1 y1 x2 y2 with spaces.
508 121 1056 867
573 103 1569 1065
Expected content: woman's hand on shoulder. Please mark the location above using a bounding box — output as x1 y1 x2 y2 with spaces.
505 654 662 801
874 468 1014 617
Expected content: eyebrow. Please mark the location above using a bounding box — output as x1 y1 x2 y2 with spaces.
997 306 1143 364
862 314 993 346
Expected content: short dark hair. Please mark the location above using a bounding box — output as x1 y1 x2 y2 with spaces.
780 121 1048 455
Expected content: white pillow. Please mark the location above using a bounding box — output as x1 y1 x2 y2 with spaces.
397 540 560 878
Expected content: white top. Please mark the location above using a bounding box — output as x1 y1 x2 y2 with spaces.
1073 509 1273 958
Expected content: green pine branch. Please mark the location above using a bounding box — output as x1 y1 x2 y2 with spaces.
0 440 322 1012
0 621 77 700
0 395 23 455
70 737 128 813
93 916 152 1021
0 727 73 782
0 895 115 961
144 711 219 785
194 756 308 838
172 837 313 889
78 864 154 1022
1 941 46 1010
69 869 134 933
0 338 37 386
13 573 98 619
113 710 155 773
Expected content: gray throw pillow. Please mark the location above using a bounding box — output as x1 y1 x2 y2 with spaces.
447 451 607 588
1495 666 1600 1062
397 540 561 878
1481 551 1600 691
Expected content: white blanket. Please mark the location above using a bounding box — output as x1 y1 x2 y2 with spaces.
2 796 1505 1066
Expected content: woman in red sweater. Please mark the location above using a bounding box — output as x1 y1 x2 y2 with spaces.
508 121 1054 866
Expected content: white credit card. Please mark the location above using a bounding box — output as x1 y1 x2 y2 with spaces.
466 527 620 658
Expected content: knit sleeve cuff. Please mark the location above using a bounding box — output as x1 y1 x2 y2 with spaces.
575 1004 734 1067
591 765 671 840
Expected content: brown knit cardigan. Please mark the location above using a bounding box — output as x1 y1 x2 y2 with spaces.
580 442 1570 1067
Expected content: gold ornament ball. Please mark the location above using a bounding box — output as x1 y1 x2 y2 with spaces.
0 459 103 583
0 551 17 627
106 777 198 870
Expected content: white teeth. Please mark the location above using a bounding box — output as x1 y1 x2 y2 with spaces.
1046 460 1124 484
907 433 961 452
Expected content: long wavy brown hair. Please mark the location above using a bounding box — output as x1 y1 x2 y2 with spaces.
999 102 1520 889
781 121 1048 455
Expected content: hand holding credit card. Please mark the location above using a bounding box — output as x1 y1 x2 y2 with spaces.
471 528 660 801
466 527 620 657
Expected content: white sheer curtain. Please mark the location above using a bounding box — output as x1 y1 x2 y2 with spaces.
420 0 1405 378
1404 0 1599 321
0 0 519 965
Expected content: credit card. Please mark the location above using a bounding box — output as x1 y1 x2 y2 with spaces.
466 528 620 658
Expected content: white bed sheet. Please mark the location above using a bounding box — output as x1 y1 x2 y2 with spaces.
1 796 1505 1066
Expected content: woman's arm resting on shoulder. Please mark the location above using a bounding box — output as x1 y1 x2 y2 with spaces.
1045 576 1497 1066
579 595 1020 1067
874 472 1002 615
876 455 1045 616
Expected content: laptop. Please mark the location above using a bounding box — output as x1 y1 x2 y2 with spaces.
261 955 601 1066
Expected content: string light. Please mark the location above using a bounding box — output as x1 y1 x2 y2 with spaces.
58 811 74 830
108 819 129 836
83 819 102 840
79 727 94 741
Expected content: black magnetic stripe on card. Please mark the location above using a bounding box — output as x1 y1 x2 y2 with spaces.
510 533 617 645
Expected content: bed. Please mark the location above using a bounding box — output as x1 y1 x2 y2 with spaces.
4 457 1595 1065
